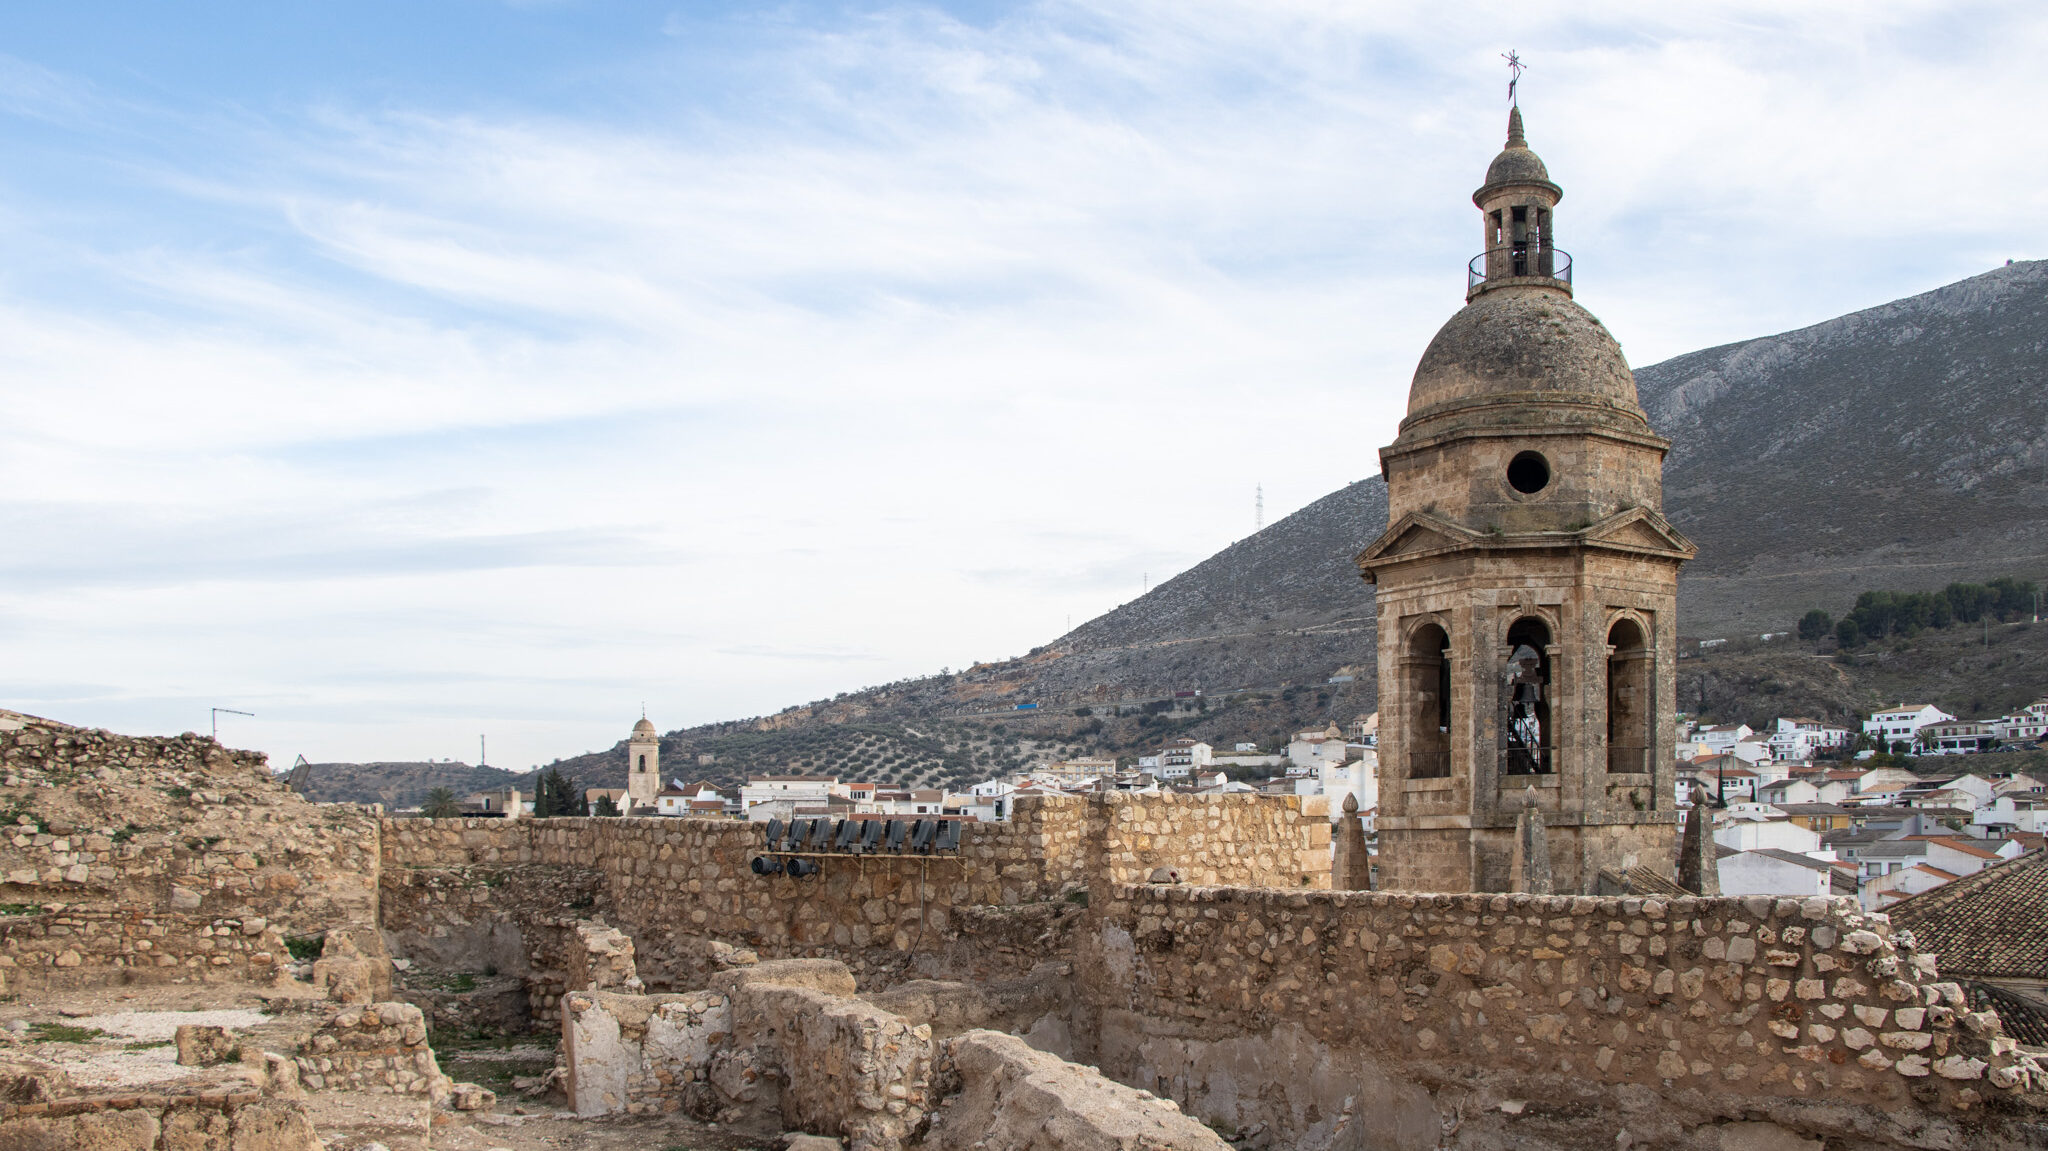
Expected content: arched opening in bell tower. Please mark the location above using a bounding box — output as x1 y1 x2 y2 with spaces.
1502 617 1552 775
1606 619 1651 774
1406 622 1452 779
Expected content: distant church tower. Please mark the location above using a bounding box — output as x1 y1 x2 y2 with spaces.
627 714 661 812
1356 105 1696 894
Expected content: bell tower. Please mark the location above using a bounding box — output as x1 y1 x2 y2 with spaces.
1356 104 1696 894
626 714 661 813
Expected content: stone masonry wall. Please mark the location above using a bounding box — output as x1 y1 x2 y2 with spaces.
1082 885 2045 1148
563 988 732 1116
0 710 381 982
1093 792 1331 888
0 1093 321 1151
563 960 1220 1151
0 909 291 994
296 1001 452 1100
378 794 1328 994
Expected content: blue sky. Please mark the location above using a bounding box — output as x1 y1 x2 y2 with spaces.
0 2 2041 772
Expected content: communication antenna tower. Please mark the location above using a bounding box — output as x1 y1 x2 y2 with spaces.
479 734 487 769
1255 484 1263 532
210 708 253 741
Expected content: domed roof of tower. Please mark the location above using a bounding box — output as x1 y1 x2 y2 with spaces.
632 717 657 738
1403 290 1643 422
1478 106 1558 199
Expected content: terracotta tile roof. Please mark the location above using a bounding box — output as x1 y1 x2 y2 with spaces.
1597 860 1695 897
1962 981 2048 1046
1887 849 2048 980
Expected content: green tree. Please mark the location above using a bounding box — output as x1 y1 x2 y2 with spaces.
592 794 621 817
1945 582 1994 623
1835 618 1862 649
421 787 460 819
1796 610 1832 645
1989 576 2040 621
531 767 587 817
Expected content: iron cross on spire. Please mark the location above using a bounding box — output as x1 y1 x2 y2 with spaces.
1502 50 1526 106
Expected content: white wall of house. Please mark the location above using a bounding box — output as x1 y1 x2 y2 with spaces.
1718 851 1831 898
739 777 839 819
1714 819 1824 855
1318 752 1379 822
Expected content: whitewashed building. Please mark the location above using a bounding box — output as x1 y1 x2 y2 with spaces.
1863 704 1956 747
740 775 840 820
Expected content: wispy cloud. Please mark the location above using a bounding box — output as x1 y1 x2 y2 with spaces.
0 1 2042 767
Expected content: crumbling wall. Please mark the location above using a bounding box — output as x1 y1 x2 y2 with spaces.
296 1001 451 1101
564 959 932 1149
720 967 933 1151
1081 886 2046 1149
0 710 381 997
562 989 731 1116
922 1030 1230 1151
565 960 1227 1151
0 1036 322 1151
0 712 379 934
0 1093 321 1151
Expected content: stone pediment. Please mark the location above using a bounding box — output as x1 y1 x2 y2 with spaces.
1355 513 1482 572
1579 507 1698 559
1358 508 1695 578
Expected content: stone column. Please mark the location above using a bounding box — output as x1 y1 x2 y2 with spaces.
1332 793 1373 890
1677 785 1720 895
1510 793 1552 894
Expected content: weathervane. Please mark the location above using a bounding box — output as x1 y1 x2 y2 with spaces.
1503 50 1526 106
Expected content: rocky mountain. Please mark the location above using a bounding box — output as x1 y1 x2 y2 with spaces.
1644 260 2048 635
291 760 521 810
301 261 2048 804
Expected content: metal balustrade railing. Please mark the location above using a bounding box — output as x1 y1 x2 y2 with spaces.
1468 245 1572 292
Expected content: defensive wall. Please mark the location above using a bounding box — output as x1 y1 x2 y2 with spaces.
3 711 2044 1148
1073 883 2043 1148
377 793 1333 1008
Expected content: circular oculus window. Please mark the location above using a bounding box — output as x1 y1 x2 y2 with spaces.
1506 451 1551 495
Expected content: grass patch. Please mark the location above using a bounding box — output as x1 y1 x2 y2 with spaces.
409 970 485 993
30 1022 106 1044
283 935 324 961
430 1027 554 1053
0 903 45 917
124 1039 173 1051
442 1053 555 1090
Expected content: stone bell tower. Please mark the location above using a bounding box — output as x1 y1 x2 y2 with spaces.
1356 105 1696 894
626 714 661 813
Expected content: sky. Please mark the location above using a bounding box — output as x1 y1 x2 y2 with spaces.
0 1 2040 772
